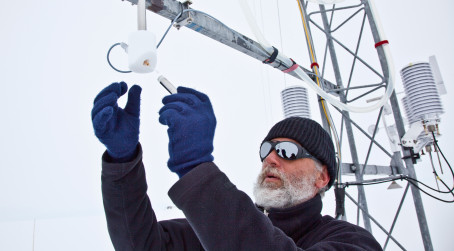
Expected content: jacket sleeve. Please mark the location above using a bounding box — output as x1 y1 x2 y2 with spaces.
168 162 301 251
101 143 203 251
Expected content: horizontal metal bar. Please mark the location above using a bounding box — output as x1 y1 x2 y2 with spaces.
328 82 384 93
343 175 406 185
341 163 399 175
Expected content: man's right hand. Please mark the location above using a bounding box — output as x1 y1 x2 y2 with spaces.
91 82 142 162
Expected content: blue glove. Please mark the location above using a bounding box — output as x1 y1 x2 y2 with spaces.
159 86 216 177
92 82 142 162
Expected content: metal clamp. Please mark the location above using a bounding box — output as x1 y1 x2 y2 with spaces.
174 0 193 30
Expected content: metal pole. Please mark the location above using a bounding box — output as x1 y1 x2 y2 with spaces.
318 3 372 232
362 0 434 249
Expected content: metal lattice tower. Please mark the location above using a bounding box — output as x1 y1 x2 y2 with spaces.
122 0 434 249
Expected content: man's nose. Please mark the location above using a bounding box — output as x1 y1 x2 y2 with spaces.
263 150 281 167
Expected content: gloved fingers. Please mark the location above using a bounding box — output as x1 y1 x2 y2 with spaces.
158 102 185 116
93 82 128 104
176 86 211 103
124 85 142 117
91 92 118 120
162 93 198 106
158 102 185 126
92 106 114 133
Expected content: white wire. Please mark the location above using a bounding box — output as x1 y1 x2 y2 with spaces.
238 0 396 113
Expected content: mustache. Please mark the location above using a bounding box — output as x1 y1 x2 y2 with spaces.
259 166 283 182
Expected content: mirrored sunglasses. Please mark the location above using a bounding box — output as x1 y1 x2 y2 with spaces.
259 140 316 161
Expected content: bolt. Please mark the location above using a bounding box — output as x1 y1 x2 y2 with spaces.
187 18 193 24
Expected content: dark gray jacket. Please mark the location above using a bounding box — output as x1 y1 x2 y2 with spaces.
101 144 382 250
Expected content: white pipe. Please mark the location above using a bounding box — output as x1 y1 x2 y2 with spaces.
138 0 147 30
238 0 271 51
238 0 396 113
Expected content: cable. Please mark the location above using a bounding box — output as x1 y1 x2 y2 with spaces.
428 150 441 190
275 0 288 88
406 178 454 203
342 134 454 201
157 9 185 48
435 143 445 175
405 176 453 194
344 174 454 203
107 43 132 73
432 132 452 173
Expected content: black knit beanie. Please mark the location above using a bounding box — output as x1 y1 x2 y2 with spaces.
262 117 337 189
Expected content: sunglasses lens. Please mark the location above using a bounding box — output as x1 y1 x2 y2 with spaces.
276 142 299 160
260 142 273 159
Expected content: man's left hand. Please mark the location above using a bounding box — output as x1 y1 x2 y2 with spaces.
159 87 216 177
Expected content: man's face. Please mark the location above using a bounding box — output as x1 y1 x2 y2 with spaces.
253 137 329 209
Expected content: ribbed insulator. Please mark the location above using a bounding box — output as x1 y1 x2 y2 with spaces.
281 86 311 119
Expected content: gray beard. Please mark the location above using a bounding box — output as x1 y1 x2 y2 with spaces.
253 166 317 210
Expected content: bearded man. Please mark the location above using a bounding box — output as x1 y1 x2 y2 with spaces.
93 82 382 250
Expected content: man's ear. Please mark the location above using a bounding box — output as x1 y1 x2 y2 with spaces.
315 165 330 189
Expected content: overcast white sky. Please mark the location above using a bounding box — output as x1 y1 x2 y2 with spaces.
0 0 453 250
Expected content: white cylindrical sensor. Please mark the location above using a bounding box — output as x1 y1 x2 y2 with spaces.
128 31 157 73
281 85 311 119
400 62 444 121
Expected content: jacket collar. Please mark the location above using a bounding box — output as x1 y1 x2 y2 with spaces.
257 194 323 243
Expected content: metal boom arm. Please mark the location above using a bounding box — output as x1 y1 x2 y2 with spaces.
125 0 338 92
